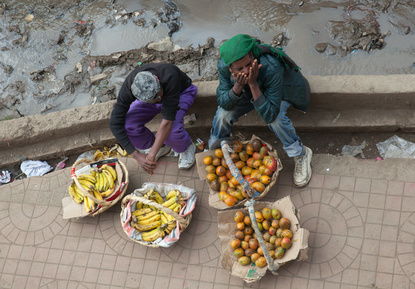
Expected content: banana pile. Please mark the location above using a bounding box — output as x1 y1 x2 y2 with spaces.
67 164 117 213
131 189 186 242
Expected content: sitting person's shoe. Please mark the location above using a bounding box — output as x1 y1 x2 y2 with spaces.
178 143 196 169
137 144 171 161
293 146 312 187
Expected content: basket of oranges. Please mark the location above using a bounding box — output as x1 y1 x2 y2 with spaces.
217 196 309 283
195 135 282 210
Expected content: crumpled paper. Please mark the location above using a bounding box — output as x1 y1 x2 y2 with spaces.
342 140 366 158
0 171 11 183
20 160 53 177
376 135 415 159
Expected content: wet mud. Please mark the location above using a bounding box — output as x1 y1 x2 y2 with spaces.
1 0 414 119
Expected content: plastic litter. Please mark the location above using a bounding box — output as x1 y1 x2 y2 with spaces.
0 171 11 184
341 140 366 158
183 113 196 125
376 135 415 159
20 160 53 177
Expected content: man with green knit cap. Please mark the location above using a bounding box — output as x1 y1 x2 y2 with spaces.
208 34 312 187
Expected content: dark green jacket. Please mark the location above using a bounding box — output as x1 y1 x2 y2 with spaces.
216 52 310 124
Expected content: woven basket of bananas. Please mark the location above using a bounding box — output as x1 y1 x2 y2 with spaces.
63 158 129 219
120 182 196 248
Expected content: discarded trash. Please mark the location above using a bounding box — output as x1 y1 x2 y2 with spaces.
332 113 341 124
54 157 68 172
90 73 108 84
342 140 366 158
376 135 415 159
183 113 196 125
0 171 11 184
20 160 53 177
195 138 205 150
25 14 34 22
76 62 82 73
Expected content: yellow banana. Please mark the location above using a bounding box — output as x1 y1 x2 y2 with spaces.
136 202 144 210
133 208 154 216
166 190 181 200
93 189 103 201
90 168 97 178
163 211 175 222
95 172 106 192
77 174 96 184
93 150 104 161
68 183 83 204
160 212 169 224
144 189 154 199
78 179 95 191
73 184 85 199
164 221 177 235
101 164 117 181
84 196 91 213
100 186 114 198
141 227 165 242
100 171 109 191
151 191 164 204
162 196 176 208
133 220 162 232
87 192 97 211
136 212 161 223
101 169 114 189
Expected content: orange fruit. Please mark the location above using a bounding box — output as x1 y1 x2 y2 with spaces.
224 195 238 207
205 165 216 174
231 239 241 249
243 216 252 226
234 211 245 222
218 191 229 202
216 166 226 176
214 149 224 159
231 141 243 153
255 211 264 222
260 175 271 185
203 156 213 165
212 157 221 167
236 221 245 231
206 173 218 183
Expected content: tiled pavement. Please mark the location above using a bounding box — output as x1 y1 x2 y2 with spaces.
1 155 415 289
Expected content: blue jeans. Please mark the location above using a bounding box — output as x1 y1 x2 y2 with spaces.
209 100 304 157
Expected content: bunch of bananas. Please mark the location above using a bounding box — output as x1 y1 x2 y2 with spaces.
130 189 186 242
93 144 128 161
67 164 117 213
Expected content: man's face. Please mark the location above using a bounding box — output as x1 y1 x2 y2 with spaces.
229 52 254 76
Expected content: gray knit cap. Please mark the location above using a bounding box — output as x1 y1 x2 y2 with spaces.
131 71 161 102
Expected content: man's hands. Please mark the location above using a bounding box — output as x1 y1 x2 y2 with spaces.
247 59 262 86
232 59 262 96
131 150 157 175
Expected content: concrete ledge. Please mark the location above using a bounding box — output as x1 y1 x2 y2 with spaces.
1 74 415 167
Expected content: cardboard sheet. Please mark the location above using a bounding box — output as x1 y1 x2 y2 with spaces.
217 196 309 283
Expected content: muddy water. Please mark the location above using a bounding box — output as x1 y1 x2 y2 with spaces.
0 0 414 118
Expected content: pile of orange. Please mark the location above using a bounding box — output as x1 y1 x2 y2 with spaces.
203 138 278 207
231 207 293 268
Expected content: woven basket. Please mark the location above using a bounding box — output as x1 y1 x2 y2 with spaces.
71 158 129 217
120 192 193 248
219 136 282 208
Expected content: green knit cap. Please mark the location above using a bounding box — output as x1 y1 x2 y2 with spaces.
219 34 262 66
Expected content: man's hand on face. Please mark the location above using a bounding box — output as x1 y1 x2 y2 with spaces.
232 71 249 87
248 59 262 86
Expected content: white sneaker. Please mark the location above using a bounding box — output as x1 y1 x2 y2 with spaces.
178 143 196 169
293 146 312 187
137 144 171 161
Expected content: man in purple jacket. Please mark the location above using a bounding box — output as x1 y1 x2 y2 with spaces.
110 63 197 175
